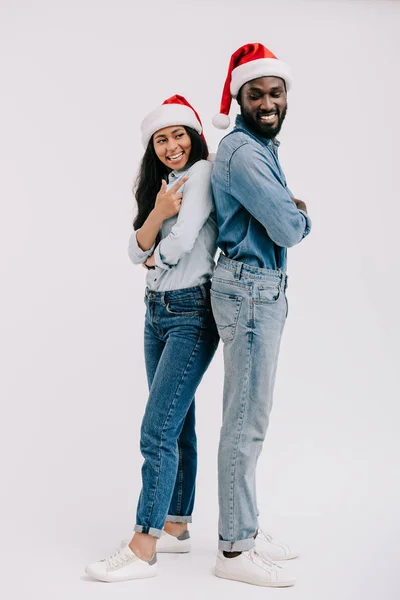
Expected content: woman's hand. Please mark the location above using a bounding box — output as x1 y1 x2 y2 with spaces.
144 254 156 268
154 177 188 220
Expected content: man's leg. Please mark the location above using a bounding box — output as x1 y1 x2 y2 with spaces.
211 267 287 552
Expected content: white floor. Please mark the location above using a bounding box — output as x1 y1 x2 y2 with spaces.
3 494 398 600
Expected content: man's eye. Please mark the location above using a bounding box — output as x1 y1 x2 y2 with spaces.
249 95 260 101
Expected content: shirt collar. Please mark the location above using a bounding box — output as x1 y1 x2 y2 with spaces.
168 162 192 181
235 114 280 148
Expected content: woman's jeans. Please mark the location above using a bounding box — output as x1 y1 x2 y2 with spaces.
134 281 219 538
210 254 288 552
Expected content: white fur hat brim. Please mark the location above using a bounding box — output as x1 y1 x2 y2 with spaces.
141 104 203 148
230 58 292 98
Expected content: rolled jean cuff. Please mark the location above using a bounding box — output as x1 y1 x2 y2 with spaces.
134 524 163 538
166 514 192 523
218 537 255 552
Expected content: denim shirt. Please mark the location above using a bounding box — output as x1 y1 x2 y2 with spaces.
211 115 312 271
128 159 218 291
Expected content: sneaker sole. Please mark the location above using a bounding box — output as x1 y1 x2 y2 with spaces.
214 568 296 587
85 566 157 583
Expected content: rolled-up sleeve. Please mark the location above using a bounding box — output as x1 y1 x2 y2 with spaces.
127 229 155 265
154 160 214 270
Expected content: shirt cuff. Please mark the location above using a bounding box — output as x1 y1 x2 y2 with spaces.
298 210 312 238
154 244 172 270
127 230 155 264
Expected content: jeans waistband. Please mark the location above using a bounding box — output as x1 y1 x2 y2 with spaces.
217 254 287 283
145 280 211 302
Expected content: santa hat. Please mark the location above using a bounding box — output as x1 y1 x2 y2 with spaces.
141 94 204 148
213 43 292 130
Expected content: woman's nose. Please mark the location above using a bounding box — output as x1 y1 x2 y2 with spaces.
167 139 178 152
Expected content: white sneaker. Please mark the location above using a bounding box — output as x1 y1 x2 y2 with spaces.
121 530 191 554
85 545 157 582
214 548 296 587
255 528 299 561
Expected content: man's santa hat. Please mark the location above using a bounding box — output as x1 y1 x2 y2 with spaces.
141 94 204 148
212 43 292 130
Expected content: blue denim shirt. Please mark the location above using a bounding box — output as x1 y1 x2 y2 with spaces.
211 115 311 271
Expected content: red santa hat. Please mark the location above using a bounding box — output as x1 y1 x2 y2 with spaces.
141 94 204 148
212 43 292 130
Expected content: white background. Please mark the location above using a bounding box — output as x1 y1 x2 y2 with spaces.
1 0 399 598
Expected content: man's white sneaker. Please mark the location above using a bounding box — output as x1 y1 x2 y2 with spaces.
214 548 296 587
121 530 191 554
85 545 157 582
255 528 299 561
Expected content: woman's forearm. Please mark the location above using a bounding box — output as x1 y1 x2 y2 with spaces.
136 208 164 251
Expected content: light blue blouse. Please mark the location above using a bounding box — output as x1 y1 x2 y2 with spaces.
128 159 218 291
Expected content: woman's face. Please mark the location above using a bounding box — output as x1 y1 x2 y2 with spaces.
153 126 192 170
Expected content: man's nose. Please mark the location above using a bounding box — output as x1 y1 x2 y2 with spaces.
260 95 275 112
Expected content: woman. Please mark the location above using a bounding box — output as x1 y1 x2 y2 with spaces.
85 95 219 582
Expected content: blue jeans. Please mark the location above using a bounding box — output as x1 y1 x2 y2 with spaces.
134 282 219 538
210 255 288 552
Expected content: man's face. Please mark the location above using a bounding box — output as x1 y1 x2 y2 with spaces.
238 76 287 139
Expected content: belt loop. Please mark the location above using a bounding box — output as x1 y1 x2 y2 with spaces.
234 261 243 280
199 284 207 300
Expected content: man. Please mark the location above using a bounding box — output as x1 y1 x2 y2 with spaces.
210 43 312 587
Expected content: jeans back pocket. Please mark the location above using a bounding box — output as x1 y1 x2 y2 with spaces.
210 288 243 343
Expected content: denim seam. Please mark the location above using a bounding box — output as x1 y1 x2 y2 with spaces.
176 441 183 515
226 142 251 194
144 327 203 528
228 313 253 542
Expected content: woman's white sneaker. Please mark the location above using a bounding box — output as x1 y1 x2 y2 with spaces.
255 528 299 561
121 530 191 554
85 545 157 582
214 548 296 587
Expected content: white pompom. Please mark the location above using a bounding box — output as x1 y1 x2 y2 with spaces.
212 113 230 129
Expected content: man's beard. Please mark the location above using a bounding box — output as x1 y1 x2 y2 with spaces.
241 104 287 139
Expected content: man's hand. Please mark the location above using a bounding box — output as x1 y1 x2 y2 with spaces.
291 197 308 213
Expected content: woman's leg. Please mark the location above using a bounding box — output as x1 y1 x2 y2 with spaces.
165 398 197 534
131 302 217 558
143 312 196 534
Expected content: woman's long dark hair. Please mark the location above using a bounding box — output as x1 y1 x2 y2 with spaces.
133 126 209 231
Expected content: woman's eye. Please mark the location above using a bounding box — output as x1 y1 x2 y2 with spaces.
176 133 184 138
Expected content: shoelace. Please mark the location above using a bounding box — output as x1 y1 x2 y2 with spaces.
248 548 282 571
105 548 135 569
257 528 273 543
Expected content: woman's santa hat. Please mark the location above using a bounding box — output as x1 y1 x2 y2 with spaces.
141 94 204 148
212 42 292 130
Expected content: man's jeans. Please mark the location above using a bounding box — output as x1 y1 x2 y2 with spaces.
134 282 219 538
210 254 288 552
